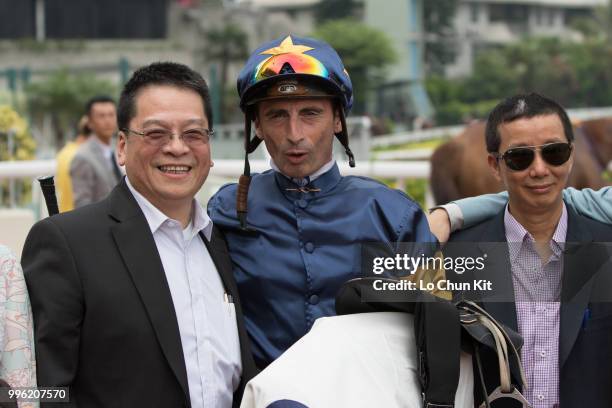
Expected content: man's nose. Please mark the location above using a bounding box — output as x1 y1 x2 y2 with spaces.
163 134 190 155
529 151 550 177
286 115 304 144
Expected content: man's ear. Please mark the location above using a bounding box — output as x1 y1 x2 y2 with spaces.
252 109 265 140
253 116 264 140
333 107 342 134
333 111 342 134
488 154 502 182
117 132 127 166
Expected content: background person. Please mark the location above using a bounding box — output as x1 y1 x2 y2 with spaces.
0 245 36 408
69 96 121 208
55 116 91 213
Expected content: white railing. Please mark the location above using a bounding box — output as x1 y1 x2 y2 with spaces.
372 125 464 149
0 158 433 213
372 106 612 148
0 158 430 180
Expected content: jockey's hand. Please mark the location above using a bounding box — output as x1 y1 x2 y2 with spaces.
427 209 451 244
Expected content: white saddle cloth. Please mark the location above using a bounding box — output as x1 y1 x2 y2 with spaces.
241 312 474 408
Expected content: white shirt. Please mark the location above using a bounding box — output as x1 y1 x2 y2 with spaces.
126 178 242 408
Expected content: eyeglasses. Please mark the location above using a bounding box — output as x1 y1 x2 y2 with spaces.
494 142 573 171
254 53 329 83
121 128 213 148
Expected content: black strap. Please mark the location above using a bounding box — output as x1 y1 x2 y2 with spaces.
415 296 460 408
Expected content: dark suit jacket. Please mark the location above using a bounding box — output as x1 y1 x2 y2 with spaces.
21 179 257 407
447 204 612 407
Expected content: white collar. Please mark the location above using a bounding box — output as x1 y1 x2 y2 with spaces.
125 176 212 241
270 158 336 183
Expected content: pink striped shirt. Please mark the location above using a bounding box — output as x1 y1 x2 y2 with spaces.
504 204 567 408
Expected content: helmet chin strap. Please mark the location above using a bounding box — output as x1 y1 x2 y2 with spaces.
337 107 355 168
237 111 262 231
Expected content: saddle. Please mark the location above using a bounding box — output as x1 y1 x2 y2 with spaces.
336 278 531 408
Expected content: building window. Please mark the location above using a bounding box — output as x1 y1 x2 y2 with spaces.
489 4 528 24
547 9 555 26
0 0 36 38
535 7 543 26
470 3 479 24
45 0 168 39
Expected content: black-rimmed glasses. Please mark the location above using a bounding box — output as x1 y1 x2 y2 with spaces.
121 127 213 147
494 142 572 171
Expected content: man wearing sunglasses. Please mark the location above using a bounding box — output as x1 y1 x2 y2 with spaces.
207 35 436 369
443 93 612 407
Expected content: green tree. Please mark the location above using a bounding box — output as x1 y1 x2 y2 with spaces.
204 23 249 124
312 18 397 114
569 0 612 41
0 105 37 206
426 35 612 125
0 105 36 161
423 0 458 75
26 70 117 148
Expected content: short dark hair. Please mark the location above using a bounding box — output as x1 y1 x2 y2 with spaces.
85 95 116 116
485 93 574 153
117 62 213 131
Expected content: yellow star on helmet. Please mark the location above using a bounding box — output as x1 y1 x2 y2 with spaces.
260 36 314 56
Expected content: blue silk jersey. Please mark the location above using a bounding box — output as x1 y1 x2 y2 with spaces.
208 163 436 367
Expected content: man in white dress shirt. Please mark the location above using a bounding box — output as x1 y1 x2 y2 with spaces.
23 62 257 408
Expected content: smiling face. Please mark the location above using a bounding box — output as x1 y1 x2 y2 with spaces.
488 113 573 216
254 97 341 178
117 85 211 214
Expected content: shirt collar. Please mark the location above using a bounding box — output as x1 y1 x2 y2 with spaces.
274 160 342 199
125 176 212 241
270 158 336 185
504 203 568 262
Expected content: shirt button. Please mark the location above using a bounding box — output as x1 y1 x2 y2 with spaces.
304 242 315 253
540 351 546 358
297 199 308 209
537 394 545 401
309 294 319 305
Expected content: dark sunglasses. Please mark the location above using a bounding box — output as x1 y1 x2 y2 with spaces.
495 142 573 171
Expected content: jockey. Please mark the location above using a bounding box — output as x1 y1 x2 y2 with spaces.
208 35 437 368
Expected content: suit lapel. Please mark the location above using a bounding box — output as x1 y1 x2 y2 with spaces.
109 181 190 404
559 208 601 369
476 212 518 333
